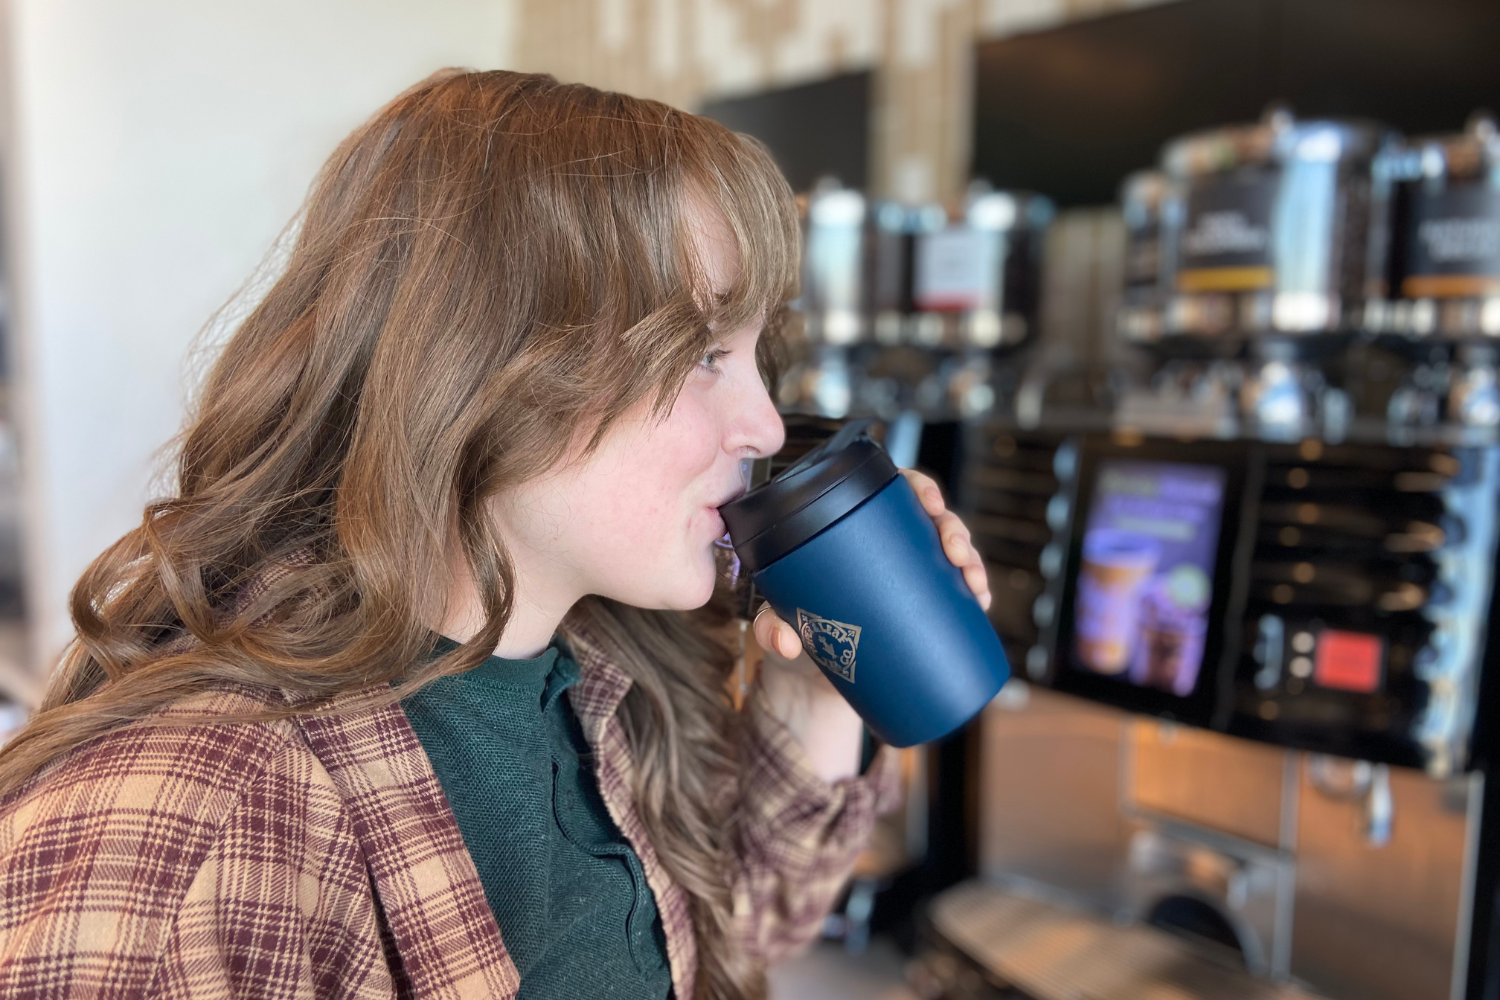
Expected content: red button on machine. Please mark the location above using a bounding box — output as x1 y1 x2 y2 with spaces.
1314 629 1384 694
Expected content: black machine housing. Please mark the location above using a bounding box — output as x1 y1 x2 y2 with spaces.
964 426 1500 777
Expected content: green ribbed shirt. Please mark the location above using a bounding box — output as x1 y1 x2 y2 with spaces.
398 637 672 1000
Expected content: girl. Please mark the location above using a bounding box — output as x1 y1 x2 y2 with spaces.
0 70 990 999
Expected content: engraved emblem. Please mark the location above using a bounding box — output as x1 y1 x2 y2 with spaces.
795 608 862 683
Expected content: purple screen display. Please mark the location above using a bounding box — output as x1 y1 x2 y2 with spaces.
1070 460 1227 696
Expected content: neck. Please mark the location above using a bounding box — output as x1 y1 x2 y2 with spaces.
437 539 582 660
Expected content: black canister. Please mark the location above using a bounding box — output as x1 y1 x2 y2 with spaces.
1369 114 1500 339
1159 110 1392 340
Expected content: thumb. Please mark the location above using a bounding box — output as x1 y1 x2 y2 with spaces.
754 605 804 660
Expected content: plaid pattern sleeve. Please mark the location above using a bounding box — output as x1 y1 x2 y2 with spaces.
0 679 520 1000
286 685 520 999
730 683 905 965
0 684 394 999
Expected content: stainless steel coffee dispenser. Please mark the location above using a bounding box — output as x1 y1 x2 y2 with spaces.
906 185 1053 422
1366 115 1500 431
910 185 1052 354
1149 111 1394 439
1368 114 1500 340
1117 169 1169 345
781 180 866 419
781 179 1052 428
1160 110 1390 341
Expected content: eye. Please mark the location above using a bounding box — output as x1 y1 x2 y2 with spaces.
698 347 730 374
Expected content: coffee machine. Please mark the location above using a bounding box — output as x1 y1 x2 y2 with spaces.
925 111 1500 1000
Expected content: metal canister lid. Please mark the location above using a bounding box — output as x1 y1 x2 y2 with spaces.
1162 109 1388 178
1409 113 1500 182
1121 169 1168 217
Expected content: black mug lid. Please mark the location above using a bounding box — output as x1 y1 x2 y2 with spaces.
719 419 899 574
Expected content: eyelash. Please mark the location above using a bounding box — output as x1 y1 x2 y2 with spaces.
699 348 730 373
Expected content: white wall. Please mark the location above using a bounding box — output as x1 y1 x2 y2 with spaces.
4 0 515 679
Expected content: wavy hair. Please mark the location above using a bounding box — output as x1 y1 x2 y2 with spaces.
0 69 799 999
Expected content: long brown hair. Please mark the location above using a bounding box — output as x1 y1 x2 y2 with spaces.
0 69 799 999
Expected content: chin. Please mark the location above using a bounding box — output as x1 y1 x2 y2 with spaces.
612 555 719 611
674 546 725 608
664 568 719 610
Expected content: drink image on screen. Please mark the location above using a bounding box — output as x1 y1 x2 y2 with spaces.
1132 566 1211 695
1069 460 1227 694
1075 528 1161 673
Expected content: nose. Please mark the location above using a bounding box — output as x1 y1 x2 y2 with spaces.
727 370 785 461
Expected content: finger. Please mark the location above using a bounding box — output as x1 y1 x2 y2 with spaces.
933 508 972 547
773 621 802 659
753 606 781 649
754 608 803 660
752 605 777 644
963 562 992 608
942 529 975 568
900 468 946 516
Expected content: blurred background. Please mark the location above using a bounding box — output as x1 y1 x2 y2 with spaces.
3 1 1500 998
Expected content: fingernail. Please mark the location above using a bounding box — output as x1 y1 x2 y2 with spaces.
982 592 993 610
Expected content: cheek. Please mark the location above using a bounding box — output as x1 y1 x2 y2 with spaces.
664 402 721 481
550 387 730 608
638 404 719 526
589 398 720 545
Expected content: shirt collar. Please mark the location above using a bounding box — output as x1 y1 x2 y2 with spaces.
429 633 581 712
558 625 635 747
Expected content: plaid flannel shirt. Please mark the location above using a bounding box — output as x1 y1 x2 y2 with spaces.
0 626 902 999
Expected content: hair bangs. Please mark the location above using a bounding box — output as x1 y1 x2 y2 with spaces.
611 115 799 422
692 128 801 338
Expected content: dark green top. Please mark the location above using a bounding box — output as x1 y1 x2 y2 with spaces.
398 637 672 1000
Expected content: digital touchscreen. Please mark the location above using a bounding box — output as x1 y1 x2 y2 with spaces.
1071 460 1227 697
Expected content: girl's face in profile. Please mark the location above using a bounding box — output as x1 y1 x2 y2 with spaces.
492 199 785 613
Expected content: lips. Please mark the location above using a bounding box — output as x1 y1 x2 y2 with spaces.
706 483 746 544
706 488 739 541
711 485 746 510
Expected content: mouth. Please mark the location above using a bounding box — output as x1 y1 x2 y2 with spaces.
705 490 739 543
711 486 746 510
707 478 750 544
